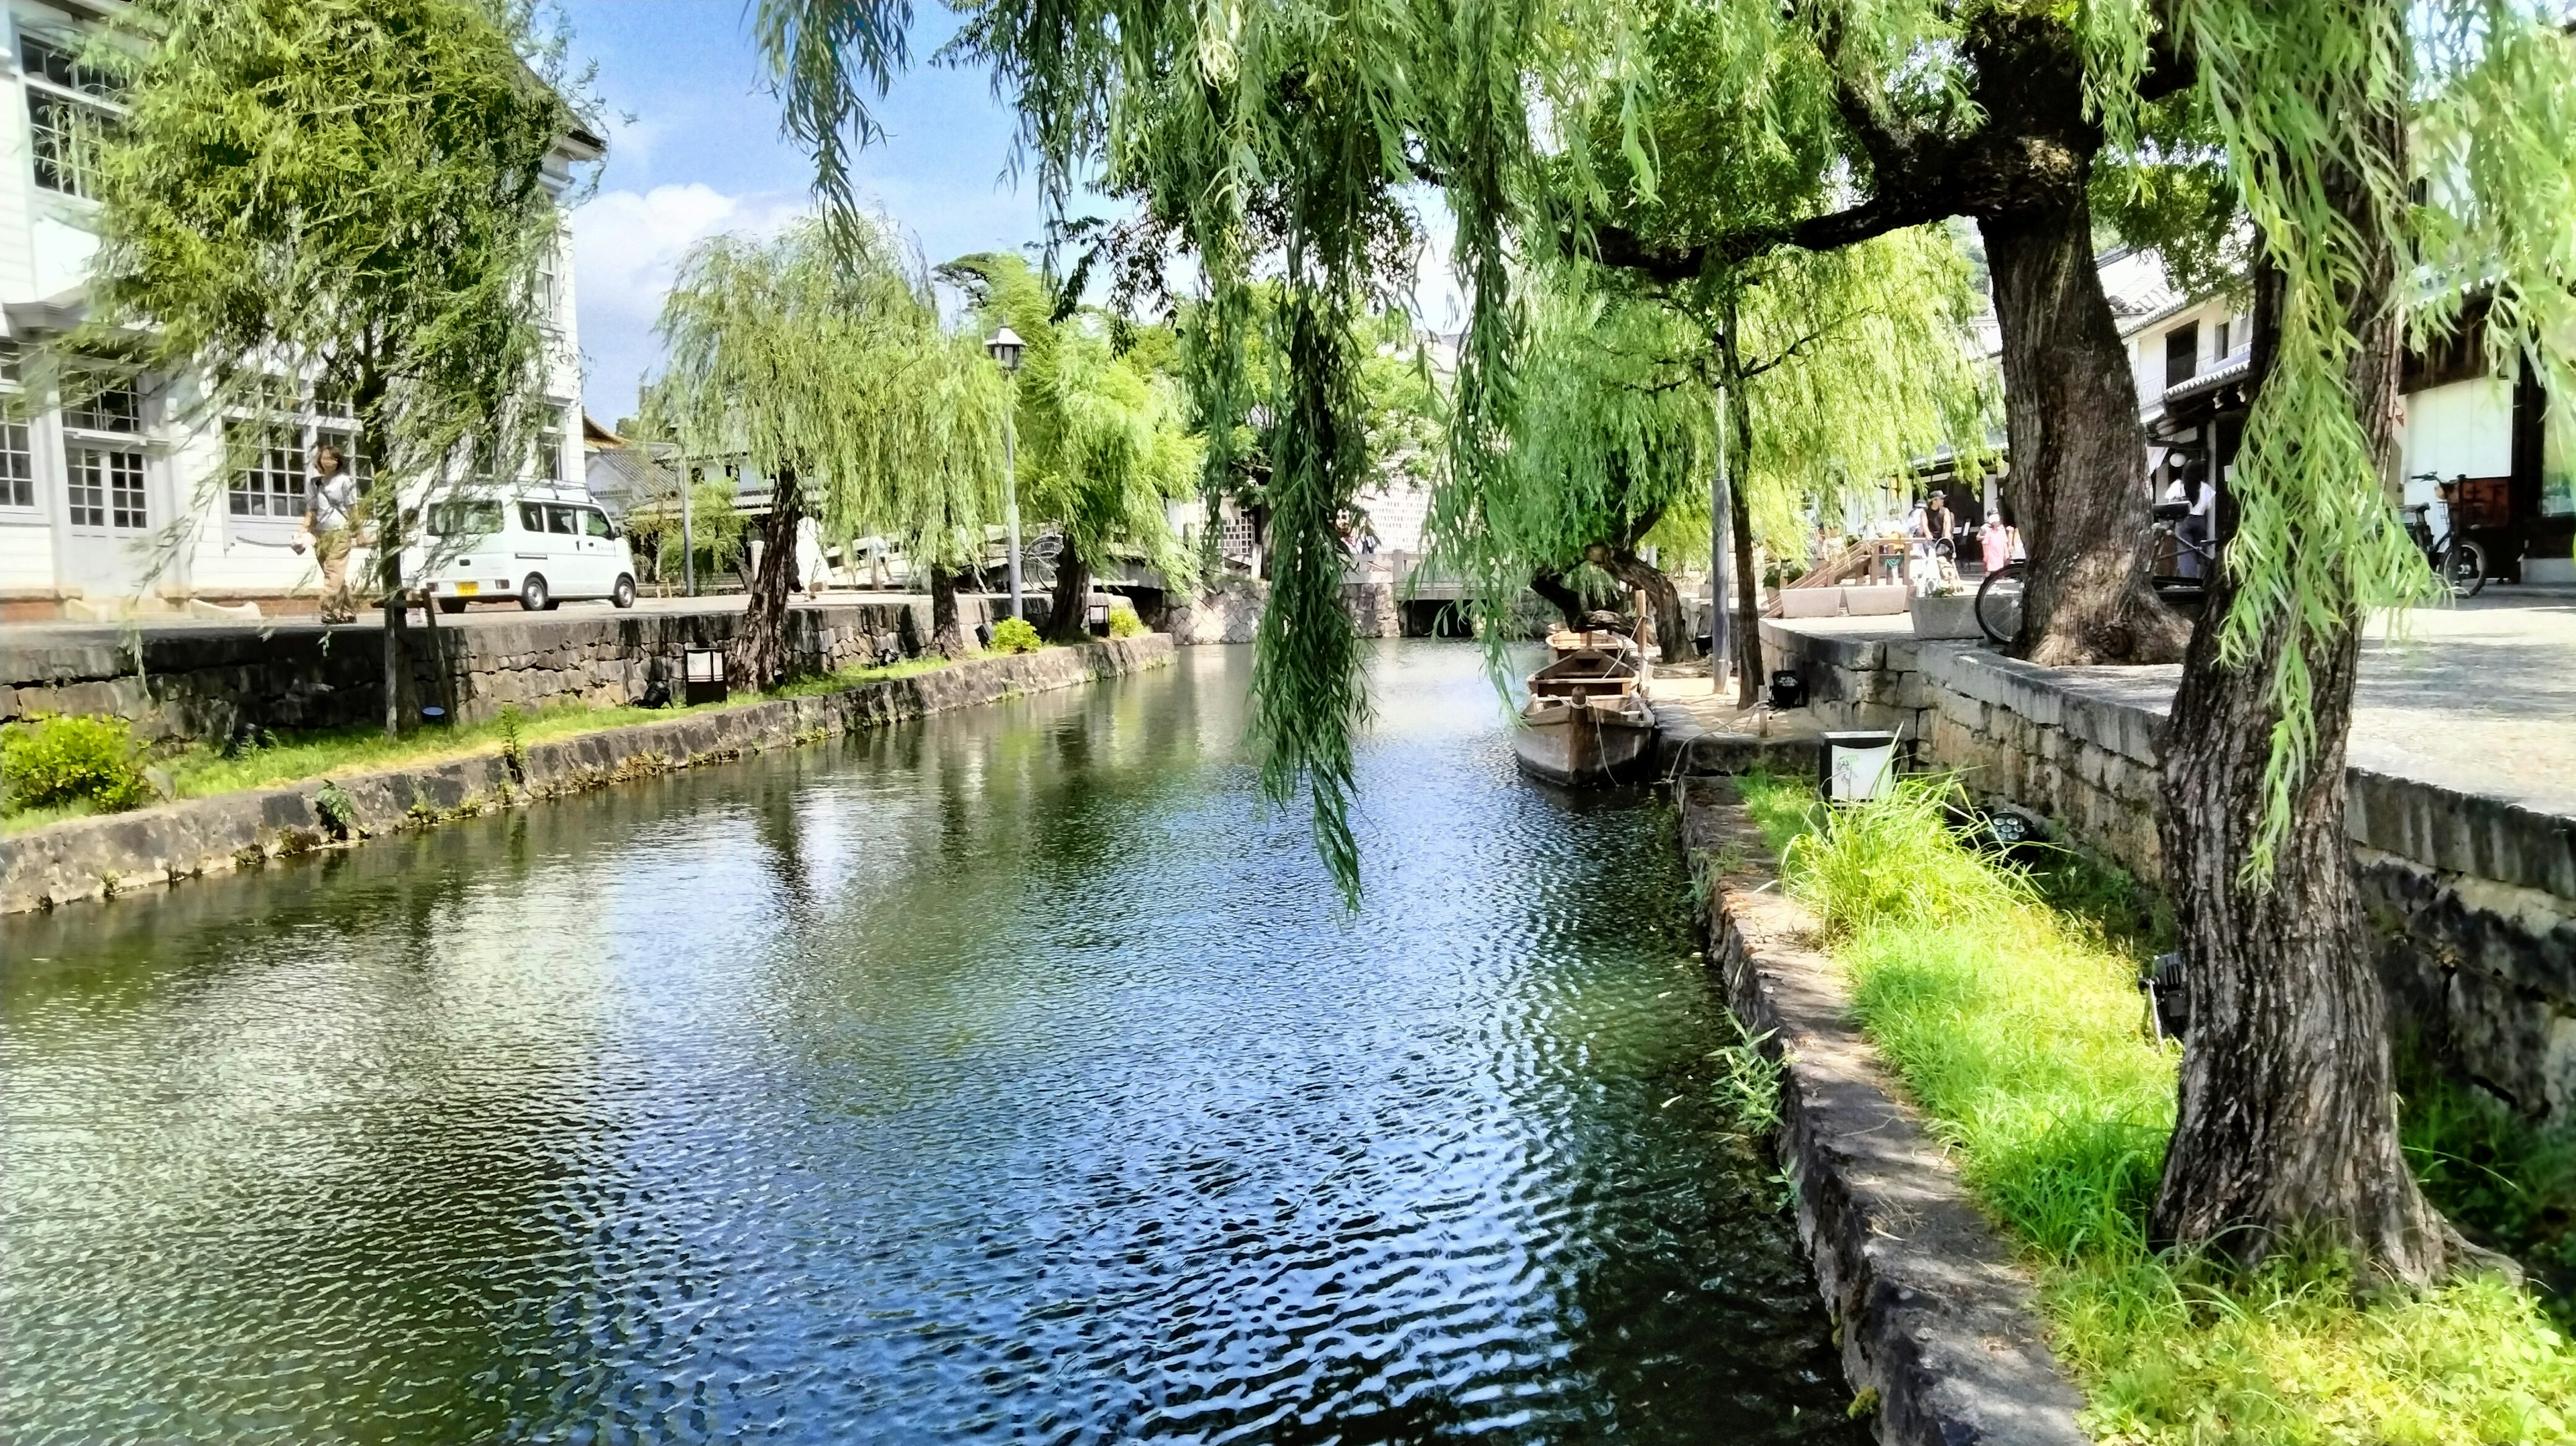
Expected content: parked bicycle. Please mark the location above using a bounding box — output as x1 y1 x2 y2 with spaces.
1974 500 2220 647
2402 471 2487 600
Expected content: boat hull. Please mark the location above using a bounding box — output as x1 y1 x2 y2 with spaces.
1511 703 1658 787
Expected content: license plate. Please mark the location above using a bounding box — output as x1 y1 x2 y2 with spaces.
454 581 479 596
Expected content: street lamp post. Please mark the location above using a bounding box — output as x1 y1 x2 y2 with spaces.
985 326 1026 622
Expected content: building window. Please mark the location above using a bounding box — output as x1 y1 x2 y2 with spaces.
227 423 306 517
0 343 26 509
21 36 123 200
535 243 563 327
64 373 141 433
68 447 145 530
0 423 31 509
537 419 566 482
2165 323 2200 389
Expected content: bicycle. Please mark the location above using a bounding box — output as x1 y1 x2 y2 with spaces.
1973 500 2221 647
2402 471 2487 600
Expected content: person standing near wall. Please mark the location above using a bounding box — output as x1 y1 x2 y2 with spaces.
2176 459 2214 580
294 442 362 623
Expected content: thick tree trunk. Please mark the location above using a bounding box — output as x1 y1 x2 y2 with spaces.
1728 475 1763 707
379 542 405 738
928 565 973 657
736 472 802 689
1046 535 1093 643
2151 91 2456 1286
1980 201 2190 667
1720 339 1764 708
1530 570 1587 630
1603 547 1690 665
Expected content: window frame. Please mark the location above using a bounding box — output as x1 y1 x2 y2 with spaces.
221 378 368 533
2164 323 2201 390
66 443 147 532
19 32 126 202
0 343 32 512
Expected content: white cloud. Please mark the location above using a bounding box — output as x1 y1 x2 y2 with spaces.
569 182 807 419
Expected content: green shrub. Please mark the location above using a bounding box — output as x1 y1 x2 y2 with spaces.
1106 604 1148 638
988 616 1042 655
1 714 154 814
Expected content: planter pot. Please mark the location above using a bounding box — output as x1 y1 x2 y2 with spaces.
1909 591 1985 639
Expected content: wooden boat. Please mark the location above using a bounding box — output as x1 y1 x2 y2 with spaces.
1513 634 1658 786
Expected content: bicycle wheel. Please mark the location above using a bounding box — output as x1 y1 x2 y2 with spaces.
2442 538 2487 599
1975 561 2027 647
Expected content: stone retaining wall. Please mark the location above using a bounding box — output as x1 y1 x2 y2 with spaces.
1 602 960 741
1 636 1172 915
1679 778 2092 1446
1762 618 2576 1127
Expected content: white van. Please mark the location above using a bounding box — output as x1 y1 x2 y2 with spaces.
417 484 638 612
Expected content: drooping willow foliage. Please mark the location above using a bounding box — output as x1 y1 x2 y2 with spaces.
761 0 2575 892
652 217 1010 592
942 254 1202 602
950 0 1623 895
1425 281 1714 653
1428 231 1990 693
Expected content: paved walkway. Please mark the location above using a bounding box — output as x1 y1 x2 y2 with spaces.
1679 590 2576 824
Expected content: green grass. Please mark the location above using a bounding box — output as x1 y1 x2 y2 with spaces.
1 655 959 832
1736 769 2576 1445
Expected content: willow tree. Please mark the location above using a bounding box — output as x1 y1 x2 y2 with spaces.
1428 284 1715 663
939 253 1200 642
653 217 1008 679
1689 231 1992 705
1475 225 1992 699
765 0 1611 891
81 0 581 736
2139 1 2576 1284
1570 0 2213 669
767 0 2576 1286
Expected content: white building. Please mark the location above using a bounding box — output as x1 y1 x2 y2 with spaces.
0 2 601 621
2122 267 2574 586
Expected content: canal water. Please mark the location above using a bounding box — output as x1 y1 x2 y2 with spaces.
3 642 1858 1445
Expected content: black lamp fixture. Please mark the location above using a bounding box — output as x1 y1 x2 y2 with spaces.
985 326 1025 374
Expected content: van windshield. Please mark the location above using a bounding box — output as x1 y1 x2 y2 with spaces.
428 501 502 537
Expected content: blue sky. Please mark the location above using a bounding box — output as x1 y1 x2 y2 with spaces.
561 1 1056 426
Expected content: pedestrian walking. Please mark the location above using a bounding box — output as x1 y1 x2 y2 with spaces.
294 442 362 622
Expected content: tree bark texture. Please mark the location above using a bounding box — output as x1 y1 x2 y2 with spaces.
1723 359 1764 708
1603 547 1690 665
379 542 406 739
1981 201 2190 667
1046 535 1093 643
1530 570 1587 630
928 565 973 658
1597 14 2192 667
735 472 802 689
2151 90 2455 1285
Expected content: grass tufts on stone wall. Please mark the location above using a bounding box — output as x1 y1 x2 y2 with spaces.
1734 769 2576 1445
0 657 958 834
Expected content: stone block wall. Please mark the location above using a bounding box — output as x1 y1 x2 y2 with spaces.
1762 617 2576 1127
5 602 934 742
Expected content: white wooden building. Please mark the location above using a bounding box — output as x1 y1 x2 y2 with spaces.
0 1 602 620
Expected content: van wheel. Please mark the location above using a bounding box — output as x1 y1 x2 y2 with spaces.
612 573 637 610
437 598 467 615
519 573 549 612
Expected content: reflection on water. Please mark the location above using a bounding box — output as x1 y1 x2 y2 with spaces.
3 643 1857 1444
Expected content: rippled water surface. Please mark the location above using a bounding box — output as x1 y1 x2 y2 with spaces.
5 643 1858 1445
